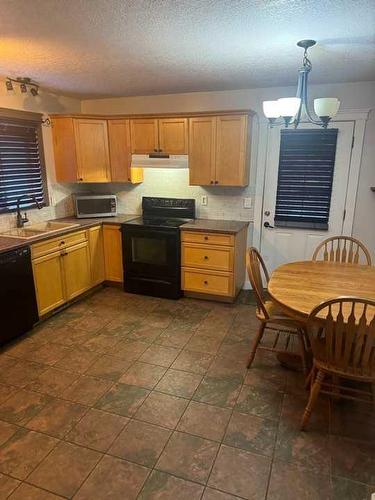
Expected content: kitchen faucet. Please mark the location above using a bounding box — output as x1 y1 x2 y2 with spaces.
16 195 43 228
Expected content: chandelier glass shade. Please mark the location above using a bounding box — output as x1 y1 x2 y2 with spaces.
262 40 340 129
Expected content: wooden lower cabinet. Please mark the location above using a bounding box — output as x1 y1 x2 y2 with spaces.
181 228 247 301
32 228 102 316
103 225 123 283
88 226 105 286
32 251 66 316
63 242 92 301
182 268 233 297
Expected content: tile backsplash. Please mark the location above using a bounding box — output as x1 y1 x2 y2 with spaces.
80 168 256 221
0 183 75 232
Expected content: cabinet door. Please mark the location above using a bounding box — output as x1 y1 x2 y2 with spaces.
74 119 111 182
52 117 79 182
108 119 131 182
158 118 188 154
188 117 216 186
62 242 92 301
88 226 105 286
130 119 158 154
103 225 123 282
32 251 65 316
215 115 248 186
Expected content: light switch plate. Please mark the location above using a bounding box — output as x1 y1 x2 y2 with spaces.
201 195 208 206
243 197 252 209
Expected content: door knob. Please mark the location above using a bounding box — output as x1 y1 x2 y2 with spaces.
264 221 274 228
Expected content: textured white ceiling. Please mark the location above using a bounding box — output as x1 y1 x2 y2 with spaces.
1 0 374 98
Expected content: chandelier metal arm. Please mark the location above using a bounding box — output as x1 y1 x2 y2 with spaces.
262 40 340 130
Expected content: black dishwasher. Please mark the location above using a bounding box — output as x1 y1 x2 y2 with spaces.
0 246 39 344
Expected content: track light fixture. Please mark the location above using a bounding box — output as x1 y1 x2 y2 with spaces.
5 77 39 96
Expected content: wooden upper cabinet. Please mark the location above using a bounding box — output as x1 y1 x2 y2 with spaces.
215 115 248 186
188 114 250 187
188 117 216 186
158 118 188 154
52 117 79 182
108 119 132 182
74 119 111 182
130 119 158 154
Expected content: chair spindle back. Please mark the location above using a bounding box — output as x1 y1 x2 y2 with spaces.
312 236 372 265
307 297 375 378
246 247 270 320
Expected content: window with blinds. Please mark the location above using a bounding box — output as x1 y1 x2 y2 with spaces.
274 128 338 230
0 116 48 214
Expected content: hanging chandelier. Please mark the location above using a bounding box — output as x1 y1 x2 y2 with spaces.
262 40 340 129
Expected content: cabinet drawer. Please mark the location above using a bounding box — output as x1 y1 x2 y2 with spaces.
181 231 234 247
182 268 233 297
182 243 233 272
31 230 88 259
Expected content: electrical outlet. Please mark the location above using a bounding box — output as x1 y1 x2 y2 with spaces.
243 197 252 209
201 195 208 206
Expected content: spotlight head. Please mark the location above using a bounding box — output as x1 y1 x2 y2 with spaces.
30 87 38 96
5 80 13 91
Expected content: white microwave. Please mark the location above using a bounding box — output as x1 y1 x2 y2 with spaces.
74 194 117 218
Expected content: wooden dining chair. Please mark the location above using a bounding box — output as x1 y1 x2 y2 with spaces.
246 247 310 373
301 297 375 430
312 236 372 265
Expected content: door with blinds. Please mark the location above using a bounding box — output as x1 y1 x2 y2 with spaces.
260 121 354 273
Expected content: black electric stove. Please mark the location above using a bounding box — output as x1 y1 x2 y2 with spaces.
121 197 195 299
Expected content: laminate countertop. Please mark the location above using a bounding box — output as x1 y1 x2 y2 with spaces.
180 218 249 234
0 215 250 255
0 214 138 255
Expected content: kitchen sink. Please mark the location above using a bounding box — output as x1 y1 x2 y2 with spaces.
23 221 80 232
0 221 80 240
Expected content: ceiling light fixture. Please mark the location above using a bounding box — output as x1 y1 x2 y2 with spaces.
262 40 340 129
5 77 40 97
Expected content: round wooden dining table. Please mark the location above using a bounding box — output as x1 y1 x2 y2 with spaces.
268 260 375 320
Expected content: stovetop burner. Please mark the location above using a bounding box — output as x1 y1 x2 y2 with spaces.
123 216 192 228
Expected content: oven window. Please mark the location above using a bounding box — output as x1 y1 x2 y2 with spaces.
131 236 167 265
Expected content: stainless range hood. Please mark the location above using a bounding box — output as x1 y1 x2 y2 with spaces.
131 154 188 169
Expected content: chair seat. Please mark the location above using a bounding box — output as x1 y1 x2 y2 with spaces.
256 300 304 329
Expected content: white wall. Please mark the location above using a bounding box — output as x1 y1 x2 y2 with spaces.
82 81 375 257
0 80 81 231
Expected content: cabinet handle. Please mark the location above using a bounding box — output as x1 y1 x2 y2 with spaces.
210 180 214 184
59 241 65 246
158 149 162 152
61 251 67 256
128 177 131 182
215 180 219 184
204 236 208 241
204 256 209 260
153 148 158 152
78 177 83 181
204 280 208 285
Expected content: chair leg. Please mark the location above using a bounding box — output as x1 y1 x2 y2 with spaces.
305 365 316 390
297 329 308 375
301 370 325 431
247 322 266 369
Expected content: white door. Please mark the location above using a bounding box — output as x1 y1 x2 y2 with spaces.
260 121 355 273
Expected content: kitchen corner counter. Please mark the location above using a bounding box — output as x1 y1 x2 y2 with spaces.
0 214 139 255
181 218 249 234
57 214 139 227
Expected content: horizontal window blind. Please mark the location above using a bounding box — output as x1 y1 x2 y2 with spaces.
0 119 48 213
274 128 338 230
